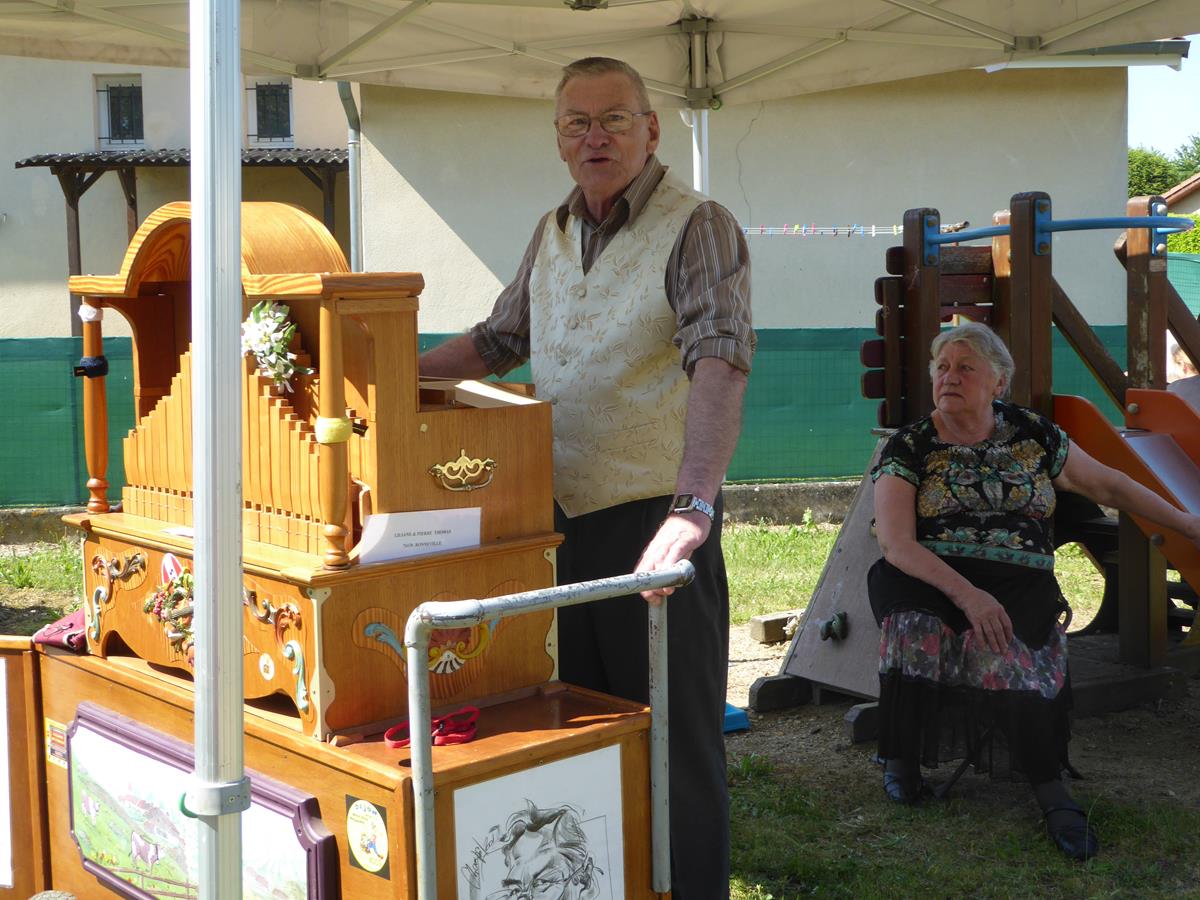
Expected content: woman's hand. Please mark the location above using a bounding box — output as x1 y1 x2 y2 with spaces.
955 585 1014 654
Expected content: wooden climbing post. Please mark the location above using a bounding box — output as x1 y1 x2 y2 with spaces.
902 207 941 420
1125 195 1168 391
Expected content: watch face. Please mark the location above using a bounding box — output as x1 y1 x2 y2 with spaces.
672 494 695 513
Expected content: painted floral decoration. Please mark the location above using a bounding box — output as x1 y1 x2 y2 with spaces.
240 300 312 391
143 568 195 662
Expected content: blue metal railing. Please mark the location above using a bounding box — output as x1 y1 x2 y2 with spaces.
921 207 1194 266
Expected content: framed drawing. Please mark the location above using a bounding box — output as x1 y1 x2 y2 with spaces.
66 702 336 900
454 743 625 899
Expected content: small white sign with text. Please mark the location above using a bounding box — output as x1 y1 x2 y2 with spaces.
357 508 481 565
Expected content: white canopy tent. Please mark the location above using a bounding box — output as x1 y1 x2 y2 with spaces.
2 0 1199 105
6 1 1200 897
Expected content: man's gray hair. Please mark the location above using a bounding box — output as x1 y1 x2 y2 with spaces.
556 57 651 112
928 321 1015 399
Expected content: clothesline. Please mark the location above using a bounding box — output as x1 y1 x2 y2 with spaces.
741 221 971 237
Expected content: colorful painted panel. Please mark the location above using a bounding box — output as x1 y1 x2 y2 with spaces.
67 703 336 899
454 743 624 899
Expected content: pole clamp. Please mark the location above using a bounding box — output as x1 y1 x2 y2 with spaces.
180 775 253 818
74 355 108 378
921 212 941 266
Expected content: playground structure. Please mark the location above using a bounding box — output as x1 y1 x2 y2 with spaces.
767 191 1200 712
0 201 675 898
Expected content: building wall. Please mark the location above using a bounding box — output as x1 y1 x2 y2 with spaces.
0 55 352 338
1168 189 1200 215
361 66 1129 333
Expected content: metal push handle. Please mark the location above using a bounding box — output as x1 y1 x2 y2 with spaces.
404 560 696 899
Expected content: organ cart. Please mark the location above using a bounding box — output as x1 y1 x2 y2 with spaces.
0 202 668 898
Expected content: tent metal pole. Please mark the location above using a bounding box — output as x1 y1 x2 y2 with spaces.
687 18 710 195
337 81 363 272
188 0 249 891
691 109 709 195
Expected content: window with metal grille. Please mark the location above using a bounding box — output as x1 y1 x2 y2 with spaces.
248 80 293 144
96 76 144 147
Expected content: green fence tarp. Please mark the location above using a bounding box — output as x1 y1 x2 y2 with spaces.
0 338 134 507
0 320 1172 506
1170 254 1200 316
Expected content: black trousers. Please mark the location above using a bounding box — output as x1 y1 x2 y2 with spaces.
555 494 730 900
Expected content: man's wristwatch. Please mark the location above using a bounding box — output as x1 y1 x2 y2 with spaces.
669 494 716 522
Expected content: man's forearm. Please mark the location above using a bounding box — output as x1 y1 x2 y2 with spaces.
673 357 749 502
418 333 493 379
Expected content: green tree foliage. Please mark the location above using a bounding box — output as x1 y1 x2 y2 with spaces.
1129 147 1182 197
1176 135 1200 180
1168 213 1200 254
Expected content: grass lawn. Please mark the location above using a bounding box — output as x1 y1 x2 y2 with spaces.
728 751 1200 899
725 521 1106 628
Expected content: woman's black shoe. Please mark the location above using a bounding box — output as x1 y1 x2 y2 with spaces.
882 770 923 804
1043 806 1099 861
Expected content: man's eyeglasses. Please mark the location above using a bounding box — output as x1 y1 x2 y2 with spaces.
554 109 652 138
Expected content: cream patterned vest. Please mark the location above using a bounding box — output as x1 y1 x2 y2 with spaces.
530 174 704 517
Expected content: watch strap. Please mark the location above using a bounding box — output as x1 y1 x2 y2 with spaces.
671 494 715 522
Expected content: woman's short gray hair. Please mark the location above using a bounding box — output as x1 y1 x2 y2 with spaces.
928 321 1015 399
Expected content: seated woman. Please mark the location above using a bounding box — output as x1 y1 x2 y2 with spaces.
869 321 1200 861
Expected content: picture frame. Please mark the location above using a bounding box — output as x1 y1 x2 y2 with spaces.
454 743 625 899
67 702 337 899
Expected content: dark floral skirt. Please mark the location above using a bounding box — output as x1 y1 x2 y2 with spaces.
877 610 1073 784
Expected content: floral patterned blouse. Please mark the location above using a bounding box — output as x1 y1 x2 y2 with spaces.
871 401 1070 571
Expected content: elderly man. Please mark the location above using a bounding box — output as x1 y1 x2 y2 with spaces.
421 56 752 898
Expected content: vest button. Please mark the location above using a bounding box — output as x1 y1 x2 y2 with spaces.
570 283 586 298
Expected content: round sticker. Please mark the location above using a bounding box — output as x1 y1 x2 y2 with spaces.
346 799 388 873
258 653 275 681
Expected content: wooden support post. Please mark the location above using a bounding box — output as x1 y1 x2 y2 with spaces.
57 168 84 338
1008 192 1054 415
296 165 337 235
902 208 941 421
321 168 336 236
1125 196 1168 391
53 166 107 337
117 167 138 240
80 300 110 513
318 299 350 568
1117 513 1167 668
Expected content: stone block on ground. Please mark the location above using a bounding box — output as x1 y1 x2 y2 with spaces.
748 673 812 712
749 610 801 644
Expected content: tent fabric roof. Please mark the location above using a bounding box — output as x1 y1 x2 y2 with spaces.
0 0 1197 106
14 148 349 169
